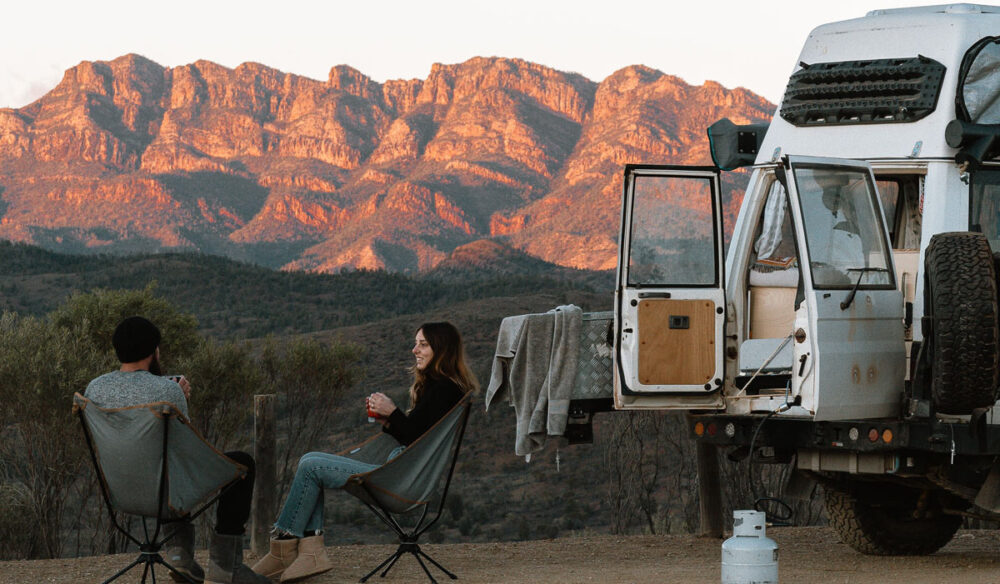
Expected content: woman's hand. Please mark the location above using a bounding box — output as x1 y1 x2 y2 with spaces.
368 392 397 420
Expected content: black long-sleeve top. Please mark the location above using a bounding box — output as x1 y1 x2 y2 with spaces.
382 377 465 446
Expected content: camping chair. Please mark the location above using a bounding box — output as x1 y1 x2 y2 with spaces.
73 393 247 584
340 392 473 583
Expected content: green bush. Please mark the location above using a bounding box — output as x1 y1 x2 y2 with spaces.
49 285 199 365
0 288 362 560
0 481 39 559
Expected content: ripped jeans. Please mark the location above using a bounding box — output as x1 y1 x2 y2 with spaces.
273 447 403 537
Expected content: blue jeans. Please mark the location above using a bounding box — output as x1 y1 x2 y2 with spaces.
274 448 403 537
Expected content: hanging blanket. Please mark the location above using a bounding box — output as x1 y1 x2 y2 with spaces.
485 305 582 456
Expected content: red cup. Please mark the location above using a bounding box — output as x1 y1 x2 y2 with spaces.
366 397 381 421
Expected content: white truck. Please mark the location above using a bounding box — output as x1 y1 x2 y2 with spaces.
581 3 1000 555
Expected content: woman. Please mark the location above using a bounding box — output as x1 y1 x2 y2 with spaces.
252 322 478 582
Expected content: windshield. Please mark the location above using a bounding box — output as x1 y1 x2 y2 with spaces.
794 165 893 289
626 173 718 287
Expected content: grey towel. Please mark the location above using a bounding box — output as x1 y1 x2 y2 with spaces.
486 305 582 456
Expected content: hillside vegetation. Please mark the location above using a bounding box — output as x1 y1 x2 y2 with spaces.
0 240 612 338
0 243 820 561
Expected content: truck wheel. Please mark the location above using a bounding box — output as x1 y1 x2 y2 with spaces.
824 483 962 555
924 232 999 415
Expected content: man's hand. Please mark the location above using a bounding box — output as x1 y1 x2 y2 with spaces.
170 375 192 400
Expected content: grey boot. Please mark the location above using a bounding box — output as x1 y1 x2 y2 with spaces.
206 532 271 584
164 522 204 583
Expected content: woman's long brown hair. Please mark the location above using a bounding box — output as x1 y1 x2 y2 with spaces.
409 322 479 409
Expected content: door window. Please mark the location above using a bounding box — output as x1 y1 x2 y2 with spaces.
970 169 1000 251
794 166 893 288
875 179 900 244
752 179 799 278
627 174 719 287
873 174 923 249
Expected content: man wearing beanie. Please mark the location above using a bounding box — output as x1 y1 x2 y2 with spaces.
85 316 268 584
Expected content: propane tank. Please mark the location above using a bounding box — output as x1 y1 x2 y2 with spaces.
721 510 778 584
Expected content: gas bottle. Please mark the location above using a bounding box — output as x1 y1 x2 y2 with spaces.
721 510 778 584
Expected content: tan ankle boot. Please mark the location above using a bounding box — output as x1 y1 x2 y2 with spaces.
279 535 332 582
250 537 298 580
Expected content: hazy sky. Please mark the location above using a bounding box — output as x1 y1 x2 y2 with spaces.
0 0 957 109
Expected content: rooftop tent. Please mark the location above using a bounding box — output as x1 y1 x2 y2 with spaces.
947 37 1000 167
958 36 1000 124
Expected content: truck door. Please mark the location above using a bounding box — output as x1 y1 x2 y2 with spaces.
784 156 905 420
614 165 726 410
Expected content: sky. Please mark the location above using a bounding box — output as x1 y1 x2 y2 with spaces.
0 0 964 109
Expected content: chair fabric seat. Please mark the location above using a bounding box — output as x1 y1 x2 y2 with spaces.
77 395 245 518
74 392 246 584
337 391 473 583
341 394 469 514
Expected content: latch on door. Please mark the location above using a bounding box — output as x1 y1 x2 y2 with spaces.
669 315 690 329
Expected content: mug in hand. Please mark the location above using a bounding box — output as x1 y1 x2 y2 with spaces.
366 396 383 422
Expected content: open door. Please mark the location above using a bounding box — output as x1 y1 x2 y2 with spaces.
782 156 905 420
614 165 726 410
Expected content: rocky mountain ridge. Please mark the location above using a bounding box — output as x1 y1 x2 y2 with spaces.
0 54 774 272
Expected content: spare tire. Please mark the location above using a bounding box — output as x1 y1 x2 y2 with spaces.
924 232 1000 414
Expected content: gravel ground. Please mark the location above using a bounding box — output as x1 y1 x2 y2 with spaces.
3 527 1000 583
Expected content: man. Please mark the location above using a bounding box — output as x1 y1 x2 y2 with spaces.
85 316 268 584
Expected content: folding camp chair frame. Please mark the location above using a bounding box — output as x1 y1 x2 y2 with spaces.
76 400 244 584
352 397 472 584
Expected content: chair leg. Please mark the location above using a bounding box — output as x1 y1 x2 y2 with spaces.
360 541 455 584
359 548 403 583
411 551 438 584
379 546 407 578
415 547 457 580
101 554 146 584
99 548 195 584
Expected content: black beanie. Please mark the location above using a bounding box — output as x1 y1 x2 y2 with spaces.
112 316 161 363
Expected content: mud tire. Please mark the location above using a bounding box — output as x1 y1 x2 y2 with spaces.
924 232 999 415
824 483 962 556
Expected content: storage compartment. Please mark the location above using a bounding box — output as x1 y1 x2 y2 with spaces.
566 311 614 444
571 311 615 400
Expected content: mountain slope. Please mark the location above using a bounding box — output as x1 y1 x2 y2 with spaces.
0 55 773 272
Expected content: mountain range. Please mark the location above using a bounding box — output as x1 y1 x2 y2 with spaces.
0 54 774 272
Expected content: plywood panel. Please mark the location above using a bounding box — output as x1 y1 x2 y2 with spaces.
637 299 716 385
749 287 797 339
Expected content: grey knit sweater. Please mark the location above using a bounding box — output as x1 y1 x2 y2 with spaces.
85 370 189 418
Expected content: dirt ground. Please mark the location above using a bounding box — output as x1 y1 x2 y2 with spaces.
3 527 1000 584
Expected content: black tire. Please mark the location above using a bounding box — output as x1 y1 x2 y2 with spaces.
824 483 962 555
924 232 999 415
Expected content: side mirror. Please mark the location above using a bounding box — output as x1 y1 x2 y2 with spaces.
707 118 768 171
